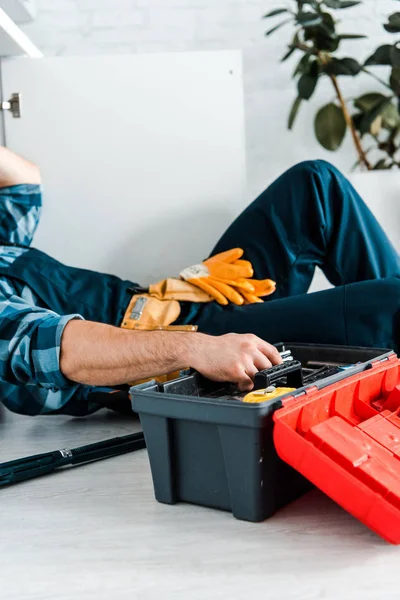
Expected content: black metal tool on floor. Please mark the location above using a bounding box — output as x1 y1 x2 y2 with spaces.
0 432 146 487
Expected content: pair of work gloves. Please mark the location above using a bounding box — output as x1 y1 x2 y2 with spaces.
149 248 276 306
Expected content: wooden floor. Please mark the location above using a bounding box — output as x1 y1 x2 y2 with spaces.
1 405 399 600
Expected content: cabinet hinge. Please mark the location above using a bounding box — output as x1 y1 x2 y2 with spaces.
0 93 22 118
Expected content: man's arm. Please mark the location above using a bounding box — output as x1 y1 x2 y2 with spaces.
61 320 282 392
0 146 41 187
0 288 280 415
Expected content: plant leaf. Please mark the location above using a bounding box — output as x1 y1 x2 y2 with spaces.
382 102 400 129
263 8 288 18
384 13 400 33
373 159 391 170
338 34 366 39
337 57 362 75
360 96 393 135
324 57 362 76
281 46 296 62
391 46 400 67
324 0 360 7
323 0 342 9
384 24 400 33
370 115 383 136
354 93 387 112
288 96 302 129
293 53 312 78
265 18 292 36
303 12 339 52
389 12 400 28
338 1 361 7
352 113 363 132
314 103 347 151
390 66 400 95
297 11 323 26
313 34 340 52
320 11 336 34
298 73 319 99
365 45 392 66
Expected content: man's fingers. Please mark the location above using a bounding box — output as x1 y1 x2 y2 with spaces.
257 340 282 364
253 351 272 373
237 371 254 392
234 337 280 390
196 334 282 391
241 352 272 390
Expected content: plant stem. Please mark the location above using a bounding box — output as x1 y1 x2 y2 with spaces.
291 42 373 169
328 73 372 170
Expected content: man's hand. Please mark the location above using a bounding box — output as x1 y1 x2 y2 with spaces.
189 333 282 391
60 321 281 392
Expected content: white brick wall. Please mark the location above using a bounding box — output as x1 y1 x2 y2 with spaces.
22 0 395 200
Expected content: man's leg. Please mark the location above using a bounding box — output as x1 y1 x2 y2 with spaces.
211 160 399 299
196 160 400 350
195 276 400 352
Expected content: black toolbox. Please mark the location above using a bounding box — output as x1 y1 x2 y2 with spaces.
130 344 392 522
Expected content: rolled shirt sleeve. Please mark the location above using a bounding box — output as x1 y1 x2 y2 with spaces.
8 311 83 390
0 294 105 416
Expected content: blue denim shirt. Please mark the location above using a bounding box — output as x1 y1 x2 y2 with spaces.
0 185 107 416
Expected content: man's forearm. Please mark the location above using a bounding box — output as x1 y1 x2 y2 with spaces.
60 320 198 386
60 319 282 391
0 146 41 187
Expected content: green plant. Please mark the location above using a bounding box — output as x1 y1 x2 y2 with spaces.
264 0 400 170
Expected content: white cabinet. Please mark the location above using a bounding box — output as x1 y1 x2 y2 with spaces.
0 52 246 284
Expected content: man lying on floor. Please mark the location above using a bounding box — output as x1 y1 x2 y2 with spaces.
0 146 399 416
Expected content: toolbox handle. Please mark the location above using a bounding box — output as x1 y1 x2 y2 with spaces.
254 361 304 390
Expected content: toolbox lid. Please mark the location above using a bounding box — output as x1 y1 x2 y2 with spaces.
273 353 400 544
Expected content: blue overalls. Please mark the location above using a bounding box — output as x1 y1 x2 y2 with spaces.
0 246 140 326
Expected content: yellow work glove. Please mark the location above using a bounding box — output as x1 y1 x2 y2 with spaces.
149 277 212 303
179 248 276 306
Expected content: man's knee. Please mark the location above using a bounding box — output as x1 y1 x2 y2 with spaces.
277 160 352 208
367 275 400 289
385 276 400 349
381 276 400 296
286 159 340 180
371 277 400 320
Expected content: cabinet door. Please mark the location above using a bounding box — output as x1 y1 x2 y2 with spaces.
1 53 246 284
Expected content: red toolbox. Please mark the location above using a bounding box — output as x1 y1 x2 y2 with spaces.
274 352 400 544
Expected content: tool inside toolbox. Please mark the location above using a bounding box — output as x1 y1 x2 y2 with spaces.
161 345 362 402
